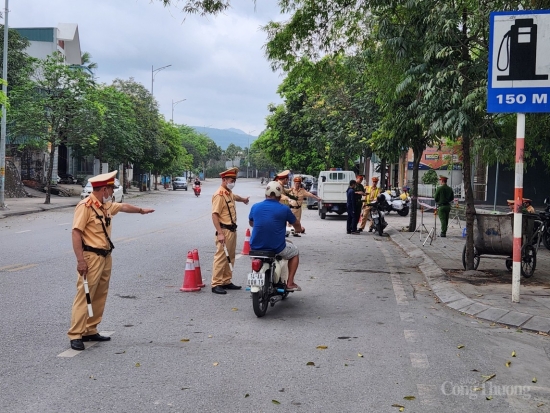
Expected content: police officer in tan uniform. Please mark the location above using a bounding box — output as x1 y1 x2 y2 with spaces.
359 176 380 232
68 171 154 351
211 167 250 294
288 176 321 236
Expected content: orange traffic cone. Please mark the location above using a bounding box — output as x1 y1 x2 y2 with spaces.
180 251 200 292
241 228 251 255
192 249 205 288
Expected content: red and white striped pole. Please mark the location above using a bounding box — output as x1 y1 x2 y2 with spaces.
512 113 525 303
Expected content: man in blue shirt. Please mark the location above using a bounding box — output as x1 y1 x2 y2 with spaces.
249 181 304 291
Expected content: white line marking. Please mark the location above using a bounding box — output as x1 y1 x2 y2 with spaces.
15 230 31 233
57 331 115 358
400 312 414 323
380 244 409 305
417 384 439 405
410 353 429 368
404 330 418 343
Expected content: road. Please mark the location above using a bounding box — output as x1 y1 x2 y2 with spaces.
1 179 549 412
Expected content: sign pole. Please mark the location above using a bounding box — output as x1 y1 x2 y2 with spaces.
512 113 525 303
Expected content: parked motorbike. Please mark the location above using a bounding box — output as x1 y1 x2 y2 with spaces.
538 197 550 250
247 250 292 317
58 173 77 184
369 193 390 236
381 192 410 217
193 185 201 197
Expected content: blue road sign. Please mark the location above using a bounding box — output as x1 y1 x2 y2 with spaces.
488 10 550 113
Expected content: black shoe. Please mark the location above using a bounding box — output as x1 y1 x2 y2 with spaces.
358 229 363 232
351 231 360 234
222 283 242 290
82 333 111 342
212 286 227 294
347 231 352 234
70 339 85 351
368 228 373 232
440 233 446 237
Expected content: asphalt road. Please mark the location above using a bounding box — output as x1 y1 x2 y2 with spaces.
1 180 550 412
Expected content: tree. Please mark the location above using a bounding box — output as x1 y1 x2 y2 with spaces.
0 26 34 91
9 52 96 203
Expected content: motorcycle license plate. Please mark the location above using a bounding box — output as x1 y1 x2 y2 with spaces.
371 211 379 218
247 272 264 286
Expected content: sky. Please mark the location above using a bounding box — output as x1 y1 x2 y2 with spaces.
6 0 286 137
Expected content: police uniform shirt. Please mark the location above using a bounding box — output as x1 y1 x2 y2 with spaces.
212 185 237 225
72 193 123 250
288 187 315 207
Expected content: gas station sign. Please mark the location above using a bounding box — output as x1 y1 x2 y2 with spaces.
488 10 550 113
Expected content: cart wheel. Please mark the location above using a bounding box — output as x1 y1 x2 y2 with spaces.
505 258 512 271
462 244 480 270
520 244 536 278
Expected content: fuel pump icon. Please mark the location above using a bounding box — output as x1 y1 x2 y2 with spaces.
497 18 548 81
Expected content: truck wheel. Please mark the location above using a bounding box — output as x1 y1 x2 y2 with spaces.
320 207 326 220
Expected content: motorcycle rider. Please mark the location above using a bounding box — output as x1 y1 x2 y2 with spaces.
249 181 304 291
194 177 201 187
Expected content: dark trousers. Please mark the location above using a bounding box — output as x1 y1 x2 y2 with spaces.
353 205 361 231
347 208 355 233
438 204 451 234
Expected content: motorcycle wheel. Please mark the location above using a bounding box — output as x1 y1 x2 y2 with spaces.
252 272 270 317
376 220 383 236
543 229 550 250
397 207 409 217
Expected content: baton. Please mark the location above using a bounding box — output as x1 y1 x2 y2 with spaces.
83 276 94 317
223 244 234 272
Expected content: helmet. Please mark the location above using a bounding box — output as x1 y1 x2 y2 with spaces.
265 181 282 197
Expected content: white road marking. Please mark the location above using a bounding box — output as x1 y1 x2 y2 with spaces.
410 353 429 368
379 244 408 305
399 312 414 323
404 330 419 343
417 384 439 406
57 331 115 358
15 230 31 233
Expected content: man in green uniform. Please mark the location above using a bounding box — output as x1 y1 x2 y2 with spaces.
434 175 454 237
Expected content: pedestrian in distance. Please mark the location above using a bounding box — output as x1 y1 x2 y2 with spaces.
68 170 155 351
211 167 250 295
249 181 304 291
434 175 454 237
347 180 359 234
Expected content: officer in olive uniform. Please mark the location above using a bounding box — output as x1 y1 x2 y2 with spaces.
288 176 321 236
68 171 154 351
434 175 454 237
211 167 250 294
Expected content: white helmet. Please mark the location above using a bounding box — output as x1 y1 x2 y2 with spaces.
265 181 282 197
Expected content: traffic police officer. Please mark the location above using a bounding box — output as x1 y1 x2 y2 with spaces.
211 167 250 294
287 176 321 236
434 175 454 237
68 170 154 351
359 176 380 232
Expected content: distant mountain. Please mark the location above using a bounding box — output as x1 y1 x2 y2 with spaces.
192 127 257 150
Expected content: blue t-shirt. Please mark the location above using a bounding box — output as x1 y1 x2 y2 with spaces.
249 199 296 253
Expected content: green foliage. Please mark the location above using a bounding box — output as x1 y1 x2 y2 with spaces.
422 169 438 186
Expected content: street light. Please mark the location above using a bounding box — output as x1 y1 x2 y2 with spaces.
171 99 186 123
151 64 171 95
0 0 9 209
247 130 255 179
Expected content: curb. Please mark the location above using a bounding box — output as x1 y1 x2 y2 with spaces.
388 226 550 335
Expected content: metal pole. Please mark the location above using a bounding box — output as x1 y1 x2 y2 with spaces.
171 99 186 123
493 161 499 211
0 0 9 209
512 113 525 303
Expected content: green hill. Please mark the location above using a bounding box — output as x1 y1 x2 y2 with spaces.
192 127 257 150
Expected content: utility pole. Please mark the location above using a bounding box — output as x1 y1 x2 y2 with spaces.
171 98 186 123
149 64 170 191
0 0 9 209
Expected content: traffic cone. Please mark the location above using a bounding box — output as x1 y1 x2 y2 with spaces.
180 251 200 292
241 228 251 255
192 249 205 288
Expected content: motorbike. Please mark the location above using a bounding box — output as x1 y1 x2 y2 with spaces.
381 192 410 217
537 197 550 250
247 250 292 317
57 173 77 184
369 193 390 236
193 184 201 197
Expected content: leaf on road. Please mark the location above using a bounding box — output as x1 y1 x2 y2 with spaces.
403 396 415 400
181 387 189 390
135 362 141 367
213 362 219 366
245 394 250 398
505 361 511 368
208 335 213 338
392 404 405 408
516 328 523 333
511 351 516 357
180 338 190 342
486 396 493 400
490 323 496 326
482 374 496 382
272 400 280 405
316 345 328 350
344 363 348 366
115 351 126 354
473 387 483 392
457 345 465 349
537 402 545 407
532 377 538 383
306 362 315 366
358 353 364 358
471 369 479 372
231 308 238 311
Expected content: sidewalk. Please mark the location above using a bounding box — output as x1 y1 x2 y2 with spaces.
3 187 550 334
385 209 550 335
0 184 151 219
